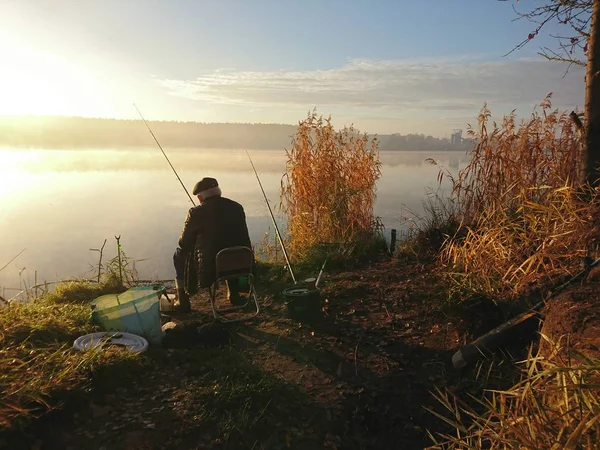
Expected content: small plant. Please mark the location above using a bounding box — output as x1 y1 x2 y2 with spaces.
103 249 140 288
254 229 286 264
396 188 461 261
88 236 144 290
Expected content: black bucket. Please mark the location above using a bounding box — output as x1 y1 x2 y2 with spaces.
282 284 322 322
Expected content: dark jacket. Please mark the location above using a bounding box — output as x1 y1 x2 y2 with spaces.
178 196 251 288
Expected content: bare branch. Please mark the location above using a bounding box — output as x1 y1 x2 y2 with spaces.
503 0 592 62
539 43 587 67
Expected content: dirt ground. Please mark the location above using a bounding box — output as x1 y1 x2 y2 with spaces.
541 272 600 362
5 259 506 450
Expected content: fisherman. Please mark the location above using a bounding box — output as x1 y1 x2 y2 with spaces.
173 177 252 312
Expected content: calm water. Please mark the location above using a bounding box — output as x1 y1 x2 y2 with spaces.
0 148 467 295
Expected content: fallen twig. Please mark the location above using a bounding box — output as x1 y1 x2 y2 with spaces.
383 303 392 320
354 334 363 377
253 398 272 426
274 334 283 351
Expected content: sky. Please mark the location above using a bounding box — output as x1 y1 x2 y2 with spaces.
0 0 587 137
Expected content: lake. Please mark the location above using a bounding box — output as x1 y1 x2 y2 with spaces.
0 148 467 297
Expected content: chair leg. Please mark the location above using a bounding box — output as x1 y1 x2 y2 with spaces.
209 277 260 324
208 285 220 320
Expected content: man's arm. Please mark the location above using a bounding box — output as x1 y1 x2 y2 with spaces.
178 207 200 252
238 205 252 247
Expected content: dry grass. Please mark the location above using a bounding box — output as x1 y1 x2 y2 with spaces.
280 110 382 261
445 95 582 222
437 95 598 297
427 336 600 450
0 281 140 432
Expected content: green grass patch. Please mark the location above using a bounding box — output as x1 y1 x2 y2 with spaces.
0 280 141 433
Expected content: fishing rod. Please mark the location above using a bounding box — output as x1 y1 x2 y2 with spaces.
315 259 327 289
133 103 196 207
245 150 297 284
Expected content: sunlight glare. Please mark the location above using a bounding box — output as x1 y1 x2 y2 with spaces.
0 149 40 198
0 27 117 117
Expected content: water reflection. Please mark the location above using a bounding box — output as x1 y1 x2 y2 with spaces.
0 148 468 292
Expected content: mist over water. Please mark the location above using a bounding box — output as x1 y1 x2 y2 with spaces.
0 148 466 295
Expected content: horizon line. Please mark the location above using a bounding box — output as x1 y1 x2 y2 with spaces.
0 113 472 138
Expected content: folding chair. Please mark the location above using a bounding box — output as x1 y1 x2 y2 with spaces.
207 246 260 323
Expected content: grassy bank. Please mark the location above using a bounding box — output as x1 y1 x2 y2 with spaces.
2 255 473 450
0 281 143 433
3 98 599 449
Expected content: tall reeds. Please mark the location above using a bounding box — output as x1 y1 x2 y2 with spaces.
438 95 598 297
280 111 382 261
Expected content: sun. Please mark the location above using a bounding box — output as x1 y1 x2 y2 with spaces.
0 34 86 117
0 25 119 118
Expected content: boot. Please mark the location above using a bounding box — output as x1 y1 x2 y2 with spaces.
226 279 246 306
174 279 191 312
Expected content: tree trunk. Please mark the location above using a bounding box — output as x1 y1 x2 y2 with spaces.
584 0 600 189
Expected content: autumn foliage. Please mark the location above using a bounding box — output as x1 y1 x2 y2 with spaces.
438 95 598 296
280 111 382 261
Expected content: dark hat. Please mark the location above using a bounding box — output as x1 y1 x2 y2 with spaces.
192 177 219 195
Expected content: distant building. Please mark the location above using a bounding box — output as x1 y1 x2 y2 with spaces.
451 129 462 146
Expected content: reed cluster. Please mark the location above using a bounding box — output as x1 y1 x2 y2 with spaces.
438 96 597 297
280 111 382 261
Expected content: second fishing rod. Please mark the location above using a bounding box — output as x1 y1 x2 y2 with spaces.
245 150 298 284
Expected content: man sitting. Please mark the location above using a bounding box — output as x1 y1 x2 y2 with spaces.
173 177 252 312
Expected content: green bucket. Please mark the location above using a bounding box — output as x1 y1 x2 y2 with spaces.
282 284 322 322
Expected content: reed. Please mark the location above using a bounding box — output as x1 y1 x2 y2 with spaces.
437 95 597 297
427 336 600 450
280 110 382 261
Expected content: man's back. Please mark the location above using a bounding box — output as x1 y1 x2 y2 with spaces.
196 196 251 257
177 195 251 287
173 177 252 309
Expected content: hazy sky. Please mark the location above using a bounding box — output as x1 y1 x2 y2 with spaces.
0 0 586 137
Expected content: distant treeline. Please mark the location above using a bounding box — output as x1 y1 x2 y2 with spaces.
0 116 470 151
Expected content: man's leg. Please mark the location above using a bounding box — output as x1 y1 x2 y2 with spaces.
226 278 244 306
173 247 191 312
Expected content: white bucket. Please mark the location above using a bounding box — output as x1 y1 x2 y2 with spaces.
160 293 177 312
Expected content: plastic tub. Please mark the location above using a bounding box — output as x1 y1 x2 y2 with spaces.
90 286 164 344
